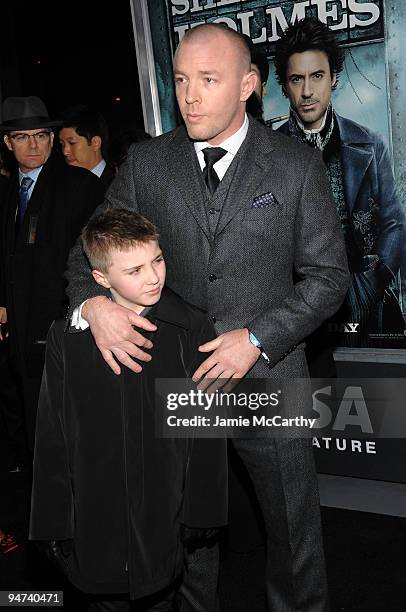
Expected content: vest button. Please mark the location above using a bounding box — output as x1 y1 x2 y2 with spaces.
208 274 217 282
209 208 217 214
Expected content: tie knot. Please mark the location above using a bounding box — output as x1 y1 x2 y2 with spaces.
202 147 227 169
20 177 34 191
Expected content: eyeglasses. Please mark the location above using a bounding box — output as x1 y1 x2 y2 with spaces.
8 131 51 144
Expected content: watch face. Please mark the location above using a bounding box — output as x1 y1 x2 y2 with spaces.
249 332 261 348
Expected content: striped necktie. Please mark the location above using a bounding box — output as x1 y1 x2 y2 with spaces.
18 176 34 226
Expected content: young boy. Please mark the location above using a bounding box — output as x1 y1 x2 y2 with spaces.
29 209 227 611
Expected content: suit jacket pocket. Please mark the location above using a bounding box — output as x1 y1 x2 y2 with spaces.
251 192 280 208
243 205 283 221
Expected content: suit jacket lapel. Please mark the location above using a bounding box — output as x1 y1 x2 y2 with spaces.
166 128 211 240
216 119 276 236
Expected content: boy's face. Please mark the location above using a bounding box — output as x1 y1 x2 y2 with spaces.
93 240 166 313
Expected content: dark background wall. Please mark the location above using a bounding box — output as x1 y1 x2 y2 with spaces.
0 1 143 132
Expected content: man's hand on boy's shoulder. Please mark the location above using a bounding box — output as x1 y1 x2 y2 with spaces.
82 296 157 375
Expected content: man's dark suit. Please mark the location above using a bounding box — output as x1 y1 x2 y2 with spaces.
66 117 349 610
0 154 104 448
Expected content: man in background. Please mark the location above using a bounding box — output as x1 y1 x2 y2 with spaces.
59 104 115 192
0 96 103 450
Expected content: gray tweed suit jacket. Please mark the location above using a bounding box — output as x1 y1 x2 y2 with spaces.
66 117 350 379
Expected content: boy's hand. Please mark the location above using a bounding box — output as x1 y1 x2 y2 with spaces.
82 296 157 375
192 328 260 390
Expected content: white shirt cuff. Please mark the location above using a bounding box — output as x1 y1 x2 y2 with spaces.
71 301 90 330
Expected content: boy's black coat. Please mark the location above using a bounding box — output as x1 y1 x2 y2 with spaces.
30 288 228 598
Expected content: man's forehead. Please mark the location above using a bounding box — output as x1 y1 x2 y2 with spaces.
59 127 81 137
9 128 50 136
287 50 330 73
175 53 225 72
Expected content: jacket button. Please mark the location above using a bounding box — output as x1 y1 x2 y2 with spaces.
211 316 216 323
208 274 217 282
209 208 217 215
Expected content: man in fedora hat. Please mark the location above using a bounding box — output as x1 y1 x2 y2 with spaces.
0 96 104 452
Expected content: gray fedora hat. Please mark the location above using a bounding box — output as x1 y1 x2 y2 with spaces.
0 96 62 131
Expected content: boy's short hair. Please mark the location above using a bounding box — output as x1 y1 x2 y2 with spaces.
81 208 159 273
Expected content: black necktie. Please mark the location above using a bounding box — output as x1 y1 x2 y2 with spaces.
202 147 227 195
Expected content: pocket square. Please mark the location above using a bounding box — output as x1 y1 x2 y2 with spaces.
251 192 278 209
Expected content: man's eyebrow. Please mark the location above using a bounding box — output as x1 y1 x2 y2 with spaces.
288 68 326 77
199 69 220 76
174 69 220 76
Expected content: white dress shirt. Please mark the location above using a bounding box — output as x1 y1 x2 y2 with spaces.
194 113 249 179
91 158 106 178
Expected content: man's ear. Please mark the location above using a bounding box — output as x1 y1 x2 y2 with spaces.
331 73 337 89
92 269 111 289
241 70 258 102
3 135 12 152
90 135 102 152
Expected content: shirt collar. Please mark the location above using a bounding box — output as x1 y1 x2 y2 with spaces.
91 158 106 178
193 113 249 157
18 165 43 185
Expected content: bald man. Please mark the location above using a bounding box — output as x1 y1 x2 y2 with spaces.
66 24 349 611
